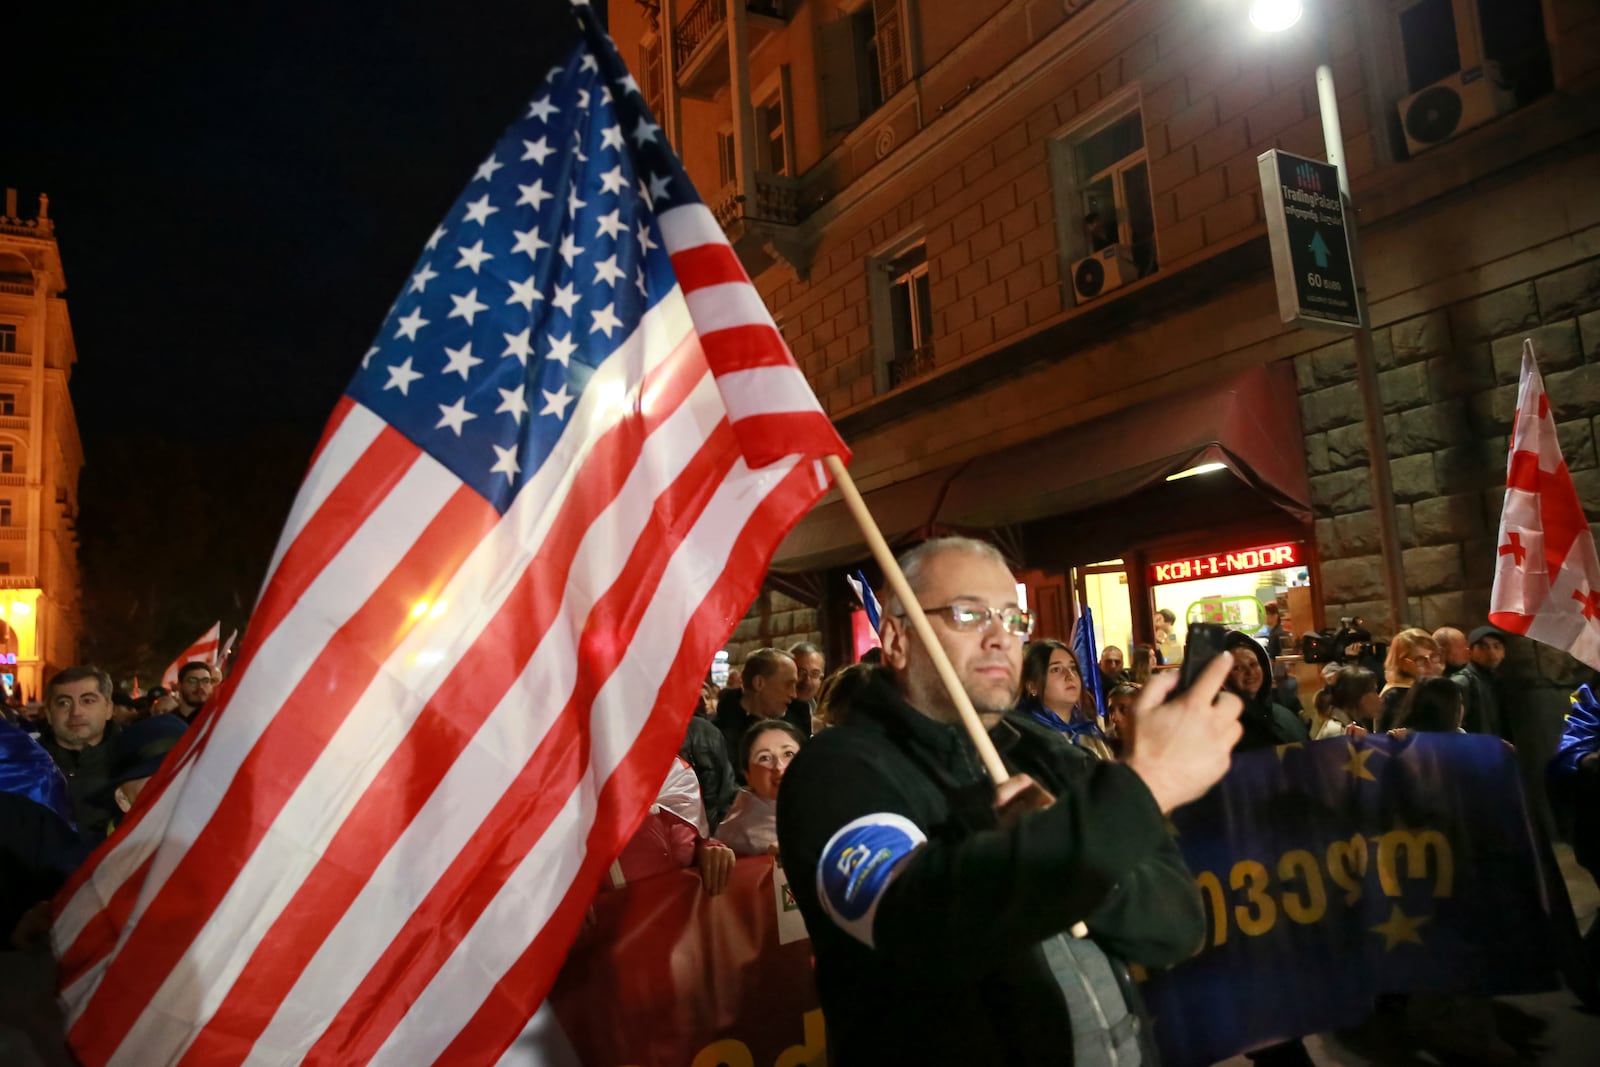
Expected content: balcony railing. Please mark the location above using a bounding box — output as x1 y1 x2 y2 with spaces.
711 172 804 229
672 0 786 68
887 344 935 389
750 172 801 225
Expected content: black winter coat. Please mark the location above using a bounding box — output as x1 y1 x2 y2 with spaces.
776 669 1204 1065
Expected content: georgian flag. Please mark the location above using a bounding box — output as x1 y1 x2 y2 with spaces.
1489 339 1600 669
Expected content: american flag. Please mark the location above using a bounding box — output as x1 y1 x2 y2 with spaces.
51 5 845 1064
159 621 220 688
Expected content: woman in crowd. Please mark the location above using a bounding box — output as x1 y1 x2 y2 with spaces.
1392 676 1466 734
1381 628 1444 728
715 718 805 856
1016 639 1113 760
812 662 874 731
1223 631 1308 751
1310 665 1380 739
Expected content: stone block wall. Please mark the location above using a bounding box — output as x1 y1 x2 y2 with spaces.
1297 254 1600 694
723 589 821 669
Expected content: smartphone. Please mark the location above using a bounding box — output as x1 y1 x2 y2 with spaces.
1173 623 1229 698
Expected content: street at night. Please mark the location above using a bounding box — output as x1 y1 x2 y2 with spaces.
4 0 1600 1064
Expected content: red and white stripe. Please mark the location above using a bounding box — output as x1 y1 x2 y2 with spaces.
53 202 844 1066
1490 338 1600 668
159 622 221 688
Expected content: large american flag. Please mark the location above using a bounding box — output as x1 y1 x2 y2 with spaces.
52 5 845 1063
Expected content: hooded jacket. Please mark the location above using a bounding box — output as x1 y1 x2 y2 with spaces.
1223 631 1307 752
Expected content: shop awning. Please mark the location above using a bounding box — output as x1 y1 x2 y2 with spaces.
770 361 1310 573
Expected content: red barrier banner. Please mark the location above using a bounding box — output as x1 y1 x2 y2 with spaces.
548 856 825 1066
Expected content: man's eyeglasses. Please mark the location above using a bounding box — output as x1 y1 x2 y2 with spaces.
181 675 215 686
910 602 1034 638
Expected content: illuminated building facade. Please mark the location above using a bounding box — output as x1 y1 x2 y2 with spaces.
0 188 85 699
611 0 1598 720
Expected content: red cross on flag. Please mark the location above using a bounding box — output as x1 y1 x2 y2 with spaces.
1489 339 1600 669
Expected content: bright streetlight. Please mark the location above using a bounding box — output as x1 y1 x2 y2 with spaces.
1248 0 1303 33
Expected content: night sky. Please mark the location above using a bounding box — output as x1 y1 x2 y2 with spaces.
6 1 586 676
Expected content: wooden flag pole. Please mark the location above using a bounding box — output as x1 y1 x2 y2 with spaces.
824 454 1011 785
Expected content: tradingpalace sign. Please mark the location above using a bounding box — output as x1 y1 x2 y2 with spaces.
1148 541 1303 585
1258 149 1361 329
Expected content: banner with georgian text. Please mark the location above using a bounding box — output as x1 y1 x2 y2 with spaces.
1142 733 1568 1066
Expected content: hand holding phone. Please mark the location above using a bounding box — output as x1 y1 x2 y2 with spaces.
1173 623 1230 699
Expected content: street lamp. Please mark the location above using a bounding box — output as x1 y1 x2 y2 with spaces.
1254 0 1409 634
1248 0 1303 33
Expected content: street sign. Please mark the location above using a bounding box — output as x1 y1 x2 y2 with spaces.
1258 149 1361 329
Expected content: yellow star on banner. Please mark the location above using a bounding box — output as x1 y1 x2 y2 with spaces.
1274 742 1305 761
1343 741 1376 782
1370 904 1430 950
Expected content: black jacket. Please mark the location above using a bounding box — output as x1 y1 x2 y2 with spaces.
1223 631 1307 752
1451 662 1504 739
678 714 737 829
776 669 1204 1065
40 722 122 843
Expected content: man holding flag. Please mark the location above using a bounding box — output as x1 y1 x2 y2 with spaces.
50 3 846 1063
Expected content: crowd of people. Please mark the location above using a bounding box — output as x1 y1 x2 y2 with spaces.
0 540 1584 1065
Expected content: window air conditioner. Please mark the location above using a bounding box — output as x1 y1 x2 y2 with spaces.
1071 244 1137 304
1396 62 1515 157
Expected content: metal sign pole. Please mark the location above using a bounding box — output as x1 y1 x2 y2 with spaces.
1315 63 1408 634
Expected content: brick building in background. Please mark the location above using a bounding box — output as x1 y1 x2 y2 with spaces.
610 0 1598 743
0 189 85 698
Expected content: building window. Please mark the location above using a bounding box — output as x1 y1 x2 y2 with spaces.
819 1 909 132
0 394 13 416
760 94 788 176
1391 0 1550 100
715 128 738 189
869 242 934 390
865 0 908 103
0 325 15 354
0 446 13 475
1049 103 1157 301
638 34 666 125
0 501 12 527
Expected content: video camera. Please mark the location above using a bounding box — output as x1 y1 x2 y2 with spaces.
1301 617 1388 673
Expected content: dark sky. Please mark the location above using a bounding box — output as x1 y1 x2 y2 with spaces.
4 1 588 673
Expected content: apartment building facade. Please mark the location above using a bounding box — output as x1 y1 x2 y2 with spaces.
0 189 85 698
610 0 1600 680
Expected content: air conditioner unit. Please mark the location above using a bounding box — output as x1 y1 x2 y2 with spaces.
1071 244 1137 304
1397 62 1515 157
